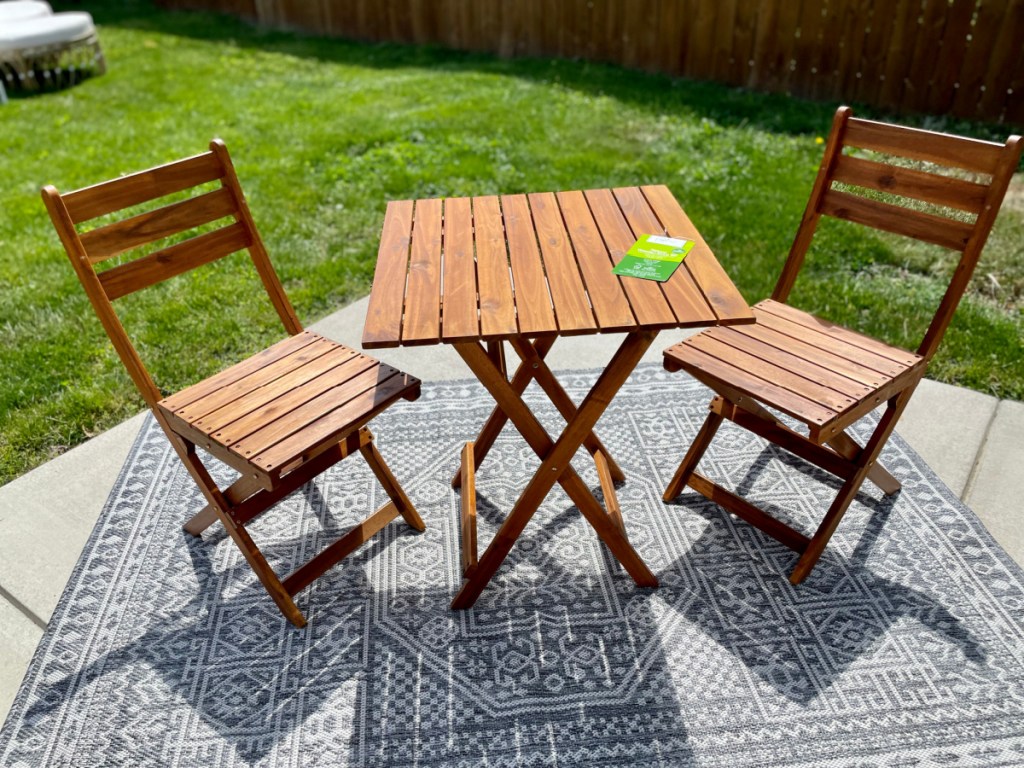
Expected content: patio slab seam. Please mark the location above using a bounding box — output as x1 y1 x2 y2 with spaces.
960 400 1002 502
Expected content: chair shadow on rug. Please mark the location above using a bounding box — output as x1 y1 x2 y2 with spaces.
18 478 422 765
661 439 987 705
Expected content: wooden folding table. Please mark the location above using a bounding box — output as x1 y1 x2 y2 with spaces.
362 185 754 608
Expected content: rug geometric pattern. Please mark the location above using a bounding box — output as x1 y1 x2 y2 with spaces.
2 364 1023 766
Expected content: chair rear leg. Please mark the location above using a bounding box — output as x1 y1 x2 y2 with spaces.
359 428 426 532
663 403 724 501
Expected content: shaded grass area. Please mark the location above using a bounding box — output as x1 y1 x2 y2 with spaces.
1 0 1021 484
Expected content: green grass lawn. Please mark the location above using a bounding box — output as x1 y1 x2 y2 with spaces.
1 0 1021 485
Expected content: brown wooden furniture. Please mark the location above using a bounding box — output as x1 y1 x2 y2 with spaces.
42 140 425 628
363 185 755 608
662 106 1022 584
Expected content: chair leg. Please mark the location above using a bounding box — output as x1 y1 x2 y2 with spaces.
358 429 426 532
789 383 920 583
162 428 308 627
663 404 724 501
789 472 865 584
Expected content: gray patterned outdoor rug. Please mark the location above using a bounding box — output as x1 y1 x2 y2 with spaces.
2 364 1024 767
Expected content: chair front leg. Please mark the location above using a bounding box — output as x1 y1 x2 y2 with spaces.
663 401 724 501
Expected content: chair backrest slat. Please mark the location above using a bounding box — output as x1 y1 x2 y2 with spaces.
771 106 1021 364
831 154 989 214
819 189 975 250
80 186 239 264
62 151 225 224
98 222 253 301
43 140 304 408
842 118 1005 174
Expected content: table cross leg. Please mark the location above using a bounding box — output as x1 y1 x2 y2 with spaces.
451 336 555 488
508 337 627 483
451 331 659 609
452 336 627 488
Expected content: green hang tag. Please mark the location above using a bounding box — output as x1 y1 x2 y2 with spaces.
612 235 694 282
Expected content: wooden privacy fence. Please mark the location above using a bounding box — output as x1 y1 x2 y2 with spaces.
158 0 1023 125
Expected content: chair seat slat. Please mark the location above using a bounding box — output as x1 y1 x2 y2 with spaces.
81 187 238 264
191 347 363 435
686 333 860 413
98 221 251 300
702 325 875 400
213 353 378 447
230 362 389 460
668 342 837 426
248 368 419 473
172 338 343 422
727 322 890 389
756 300 921 368
62 151 225 223
160 331 321 412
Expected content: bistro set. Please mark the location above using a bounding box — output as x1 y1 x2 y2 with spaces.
42 107 1021 626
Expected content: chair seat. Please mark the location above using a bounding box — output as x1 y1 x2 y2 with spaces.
664 299 925 442
158 331 420 486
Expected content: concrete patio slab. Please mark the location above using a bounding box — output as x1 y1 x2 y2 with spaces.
0 600 43 724
964 398 1024 566
0 412 147 624
894 378 999 498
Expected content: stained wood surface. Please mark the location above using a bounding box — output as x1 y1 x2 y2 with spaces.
664 299 925 439
363 185 752 348
160 331 420 480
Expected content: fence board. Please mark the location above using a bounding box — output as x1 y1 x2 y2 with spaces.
156 0 1024 124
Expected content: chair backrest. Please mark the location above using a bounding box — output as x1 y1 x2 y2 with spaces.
772 106 1021 363
42 139 303 408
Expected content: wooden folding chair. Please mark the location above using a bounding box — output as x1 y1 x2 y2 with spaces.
661 107 1021 584
43 140 425 627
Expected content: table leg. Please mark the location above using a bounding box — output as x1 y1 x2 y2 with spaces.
453 336 627 487
451 336 556 488
507 336 628 486
451 332 659 609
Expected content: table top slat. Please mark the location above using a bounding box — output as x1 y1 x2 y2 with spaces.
473 195 519 338
363 201 413 349
583 188 678 329
402 197 443 345
556 191 637 331
612 186 718 326
364 186 752 348
528 192 597 334
641 184 755 323
440 197 480 342
502 194 557 335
